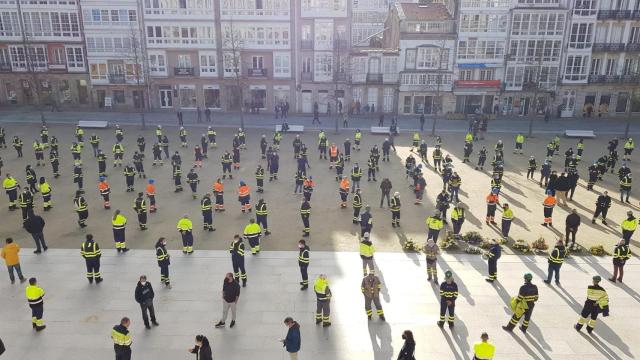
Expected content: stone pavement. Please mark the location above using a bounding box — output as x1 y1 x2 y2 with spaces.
0 249 637 360
1 108 639 135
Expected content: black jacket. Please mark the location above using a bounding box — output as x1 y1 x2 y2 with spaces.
135 282 155 304
565 213 581 228
23 215 45 233
223 279 240 303
554 176 571 191
190 344 213 360
397 340 416 360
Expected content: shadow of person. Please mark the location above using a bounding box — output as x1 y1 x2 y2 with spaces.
438 257 475 306
439 326 470 360
499 192 529 210
582 256 611 278
525 323 552 351
463 209 483 227
450 315 471 357
502 180 525 196
367 319 394 360
578 332 623 360
590 321 633 359
519 254 548 282
505 330 553 360
394 230 421 266
512 217 530 231
373 259 391 303
618 282 640 303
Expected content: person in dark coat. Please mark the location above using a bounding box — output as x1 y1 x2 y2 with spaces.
23 213 47 253
281 317 301 358
134 275 158 329
553 172 570 206
397 330 416 360
565 209 581 248
188 334 213 360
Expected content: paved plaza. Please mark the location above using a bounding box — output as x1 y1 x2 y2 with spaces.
0 250 638 359
0 115 638 359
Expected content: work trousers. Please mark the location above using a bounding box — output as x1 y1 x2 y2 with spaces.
31 232 47 251
232 257 247 281
85 258 101 281
380 191 390 207
140 301 156 327
299 264 308 286
181 231 194 253
364 295 384 317
487 258 498 281
547 263 561 282
439 298 455 323
361 257 375 275
316 300 330 324
221 301 237 322
160 262 170 285
7 264 25 282
256 215 268 231
509 304 534 329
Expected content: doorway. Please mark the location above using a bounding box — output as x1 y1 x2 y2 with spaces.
301 90 312 113
159 89 173 108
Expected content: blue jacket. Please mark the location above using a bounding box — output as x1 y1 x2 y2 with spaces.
284 322 301 353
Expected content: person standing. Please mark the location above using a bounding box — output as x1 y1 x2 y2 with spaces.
243 218 262 255
255 198 270 235
500 203 514 239
592 191 611 225
112 317 132 360
314 274 332 327
112 210 129 253
610 239 631 282
380 178 392 207
390 192 401 227
352 188 363 224
451 203 465 237
281 317 301 359
298 239 310 290
74 190 89 228
424 238 439 283
544 240 566 285
81 234 102 284
359 205 373 236
214 178 225 211
485 189 499 225
177 215 194 254
2 238 26 284
300 199 311 237
39 177 52 210
485 239 501 283
155 237 171 289
361 272 385 321
426 211 444 242
621 211 637 245
541 191 557 227
135 275 159 329
201 193 215 232
133 192 148 231
359 233 375 276
215 272 240 328
397 330 416 360
3 173 19 210
502 273 538 333
189 335 213 360
230 234 247 286
438 270 458 328
25 277 46 331
24 212 47 254
575 276 609 334
565 209 581 249
472 332 495 360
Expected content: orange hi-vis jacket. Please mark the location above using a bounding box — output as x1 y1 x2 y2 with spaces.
99 181 110 195
214 181 224 193
486 193 499 205
146 184 156 196
543 196 556 208
238 185 250 197
330 145 338 157
303 179 315 188
340 178 350 191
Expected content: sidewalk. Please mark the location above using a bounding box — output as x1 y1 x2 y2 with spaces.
0 249 637 360
1 108 638 135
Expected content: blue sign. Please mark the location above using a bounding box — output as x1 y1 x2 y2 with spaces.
458 63 486 69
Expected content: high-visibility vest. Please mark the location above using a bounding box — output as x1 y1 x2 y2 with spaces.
146 184 156 195
340 179 350 191
543 196 556 208
112 215 127 229
502 208 514 220
238 185 250 197
177 218 193 231
26 285 45 305
473 341 495 359
622 218 637 231
214 182 223 193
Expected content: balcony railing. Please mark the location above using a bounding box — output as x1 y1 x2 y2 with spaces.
0 63 11 72
573 8 597 16
634 10 640 19
366 73 383 84
301 72 313 81
588 74 621 83
174 67 194 76
248 68 267 77
48 63 66 70
334 72 347 82
622 74 640 83
108 74 126 84
627 43 640 52
597 10 632 20
592 43 626 52
300 39 314 50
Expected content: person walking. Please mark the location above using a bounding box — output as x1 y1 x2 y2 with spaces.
112 317 132 360
230 234 247 287
155 237 171 288
397 330 416 360
24 212 47 254
359 205 373 236
314 274 332 327
502 273 538 333
501 203 513 239
177 215 194 254
112 210 129 253
189 335 213 360
565 209 581 249
592 191 611 225
80 234 102 284
610 239 631 282
135 275 159 329
544 240 566 285
2 238 26 284
215 272 240 328
472 332 495 360
280 317 301 359
361 272 385 321
621 211 637 245
574 276 609 334
298 239 310 290
438 270 458 328
25 277 46 331
541 191 557 227
426 211 444 242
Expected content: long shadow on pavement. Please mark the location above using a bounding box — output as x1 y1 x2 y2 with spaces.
367 319 394 360
439 256 475 306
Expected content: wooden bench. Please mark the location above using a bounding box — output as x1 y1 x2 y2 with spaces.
371 126 400 134
78 120 109 129
275 125 304 133
565 130 595 138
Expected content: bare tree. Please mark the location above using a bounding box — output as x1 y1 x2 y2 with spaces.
19 33 49 124
430 41 447 136
125 23 150 129
223 19 246 129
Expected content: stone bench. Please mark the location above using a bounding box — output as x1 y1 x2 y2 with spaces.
371 126 400 134
78 120 109 129
565 130 595 138
275 125 304 133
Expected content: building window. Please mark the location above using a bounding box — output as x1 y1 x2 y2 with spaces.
27 46 48 70
179 86 197 108
605 58 617 75
383 87 394 113
460 70 473 80
274 53 290 77
459 14 508 33
623 58 639 75
569 23 593 49
66 47 84 69
177 54 192 68
52 48 65 65
0 11 20 36
314 53 333 80
510 13 565 37
223 52 240 77
200 52 217 75
590 58 601 75
0 48 9 66
252 56 264 69
9 46 26 70
302 57 312 73
148 53 166 74
416 47 448 70
113 90 126 104
565 55 588 81
89 63 107 80
204 87 221 108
